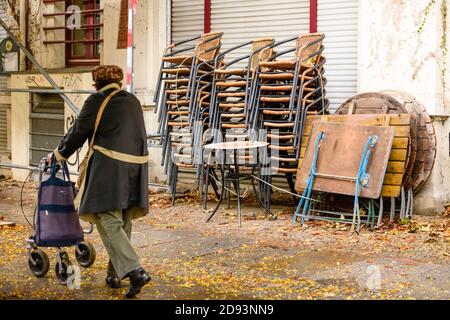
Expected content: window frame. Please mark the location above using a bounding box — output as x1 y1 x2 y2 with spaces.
65 0 101 67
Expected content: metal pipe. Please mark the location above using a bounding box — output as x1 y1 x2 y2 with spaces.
127 0 137 93
0 88 96 94
0 162 170 189
0 162 79 176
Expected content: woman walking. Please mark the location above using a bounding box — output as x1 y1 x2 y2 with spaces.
49 65 150 298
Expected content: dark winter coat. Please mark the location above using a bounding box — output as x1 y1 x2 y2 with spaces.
55 84 148 221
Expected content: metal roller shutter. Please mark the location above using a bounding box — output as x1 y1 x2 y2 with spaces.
211 0 310 65
171 0 204 44
0 8 9 153
317 0 358 111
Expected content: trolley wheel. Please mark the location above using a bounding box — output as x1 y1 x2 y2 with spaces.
28 249 50 278
54 254 72 284
75 241 96 268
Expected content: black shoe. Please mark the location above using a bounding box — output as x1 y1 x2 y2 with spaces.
124 268 151 299
106 276 121 289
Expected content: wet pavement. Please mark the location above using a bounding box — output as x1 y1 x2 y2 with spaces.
0 180 449 300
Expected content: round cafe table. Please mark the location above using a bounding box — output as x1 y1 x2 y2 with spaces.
202 140 274 226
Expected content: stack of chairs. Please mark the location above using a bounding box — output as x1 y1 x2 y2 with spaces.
200 38 275 206
209 38 275 140
248 33 328 208
154 32 224 204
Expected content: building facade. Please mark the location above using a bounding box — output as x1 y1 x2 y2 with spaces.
0 0 449 214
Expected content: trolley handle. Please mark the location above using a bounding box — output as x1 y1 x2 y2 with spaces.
40 157 61 174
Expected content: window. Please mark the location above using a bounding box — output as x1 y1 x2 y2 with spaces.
43 0 103 67
66 0 102 66
29 92 64 166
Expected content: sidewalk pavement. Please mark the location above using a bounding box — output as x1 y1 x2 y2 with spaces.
0 180 449 300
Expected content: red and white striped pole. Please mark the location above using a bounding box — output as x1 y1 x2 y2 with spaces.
127 0 137 93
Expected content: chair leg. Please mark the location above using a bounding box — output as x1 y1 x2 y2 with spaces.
265 174 272 210
227 164 232 209
171 164 178 206
286 173 297 203
210 167 220 198
204 165 211 210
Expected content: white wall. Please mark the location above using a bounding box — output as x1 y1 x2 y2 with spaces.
358 0 450 214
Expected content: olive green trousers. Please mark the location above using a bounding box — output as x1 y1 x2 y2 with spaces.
95 209 141 279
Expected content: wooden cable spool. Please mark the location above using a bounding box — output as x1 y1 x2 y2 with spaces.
381 90 436 192
335 91 436 194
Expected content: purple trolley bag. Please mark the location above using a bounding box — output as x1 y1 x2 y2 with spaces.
35 159 83 247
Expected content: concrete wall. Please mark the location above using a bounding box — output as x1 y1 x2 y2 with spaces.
10 71 92 181
358 0 450 214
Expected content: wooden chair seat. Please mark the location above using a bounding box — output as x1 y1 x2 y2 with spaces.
215 81 247 87
229 165 255 171
221 113 245 118
259 60 316 71
260 84 295 91
258 73 315 81
221 123 247 129
271 155 297 163
219 102 245 108
264 122 294 128
272 166 297 173
260 96 293 103
163 55 193 64
167 100 190 106
167 110 189 115
262 109 296 115
217 91 246 97
168 121 189 127
260 85 316 92
259 60 296 70
267 133 295 140
215 68 246 75
162 67 191 75
269 145 295 151
166 88 188 95
225 134 250 139
164 78 190 84
176 163 194 168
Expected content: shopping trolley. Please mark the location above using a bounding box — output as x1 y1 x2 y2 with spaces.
25 157 96 285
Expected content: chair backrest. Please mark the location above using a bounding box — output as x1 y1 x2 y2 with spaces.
257 47 277 72
249 38 274 71
195 32 224 62
295 33 325 66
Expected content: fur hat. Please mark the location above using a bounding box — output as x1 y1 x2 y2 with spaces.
92 65 124 88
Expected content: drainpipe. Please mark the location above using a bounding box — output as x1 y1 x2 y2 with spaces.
24 0 29 69
19 0 26 70
127 0 137 93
